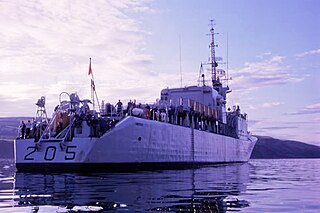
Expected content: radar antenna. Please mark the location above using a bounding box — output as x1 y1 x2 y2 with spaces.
35 96 49 137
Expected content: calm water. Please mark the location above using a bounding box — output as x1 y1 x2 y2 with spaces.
0 159 319 212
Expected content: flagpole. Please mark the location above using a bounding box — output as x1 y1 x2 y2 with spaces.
88 58 101 112
89 58 94 108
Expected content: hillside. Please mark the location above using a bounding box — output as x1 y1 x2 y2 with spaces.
251 136 320 159
0 117 32 140
0 140 14 159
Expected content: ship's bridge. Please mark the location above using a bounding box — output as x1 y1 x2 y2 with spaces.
160 85 218 108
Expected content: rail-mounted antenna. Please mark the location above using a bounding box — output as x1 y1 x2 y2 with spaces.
209 19 219 86
226 32 229 87
179 36 183 87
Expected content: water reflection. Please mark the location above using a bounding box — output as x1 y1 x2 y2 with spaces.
0 159 16 209
11 164 249 212
11 163 250 212
4 159 320 212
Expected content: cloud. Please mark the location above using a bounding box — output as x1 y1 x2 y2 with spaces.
249 102 284 109
296 49 320 58
256 51 272 59
247 119 263 126
249 101 284 110
0 1 143 68
286 103 320 115
281 120 317 125
0 0 155 116
261 102 283 108
259 126 298 130
229 55 304 92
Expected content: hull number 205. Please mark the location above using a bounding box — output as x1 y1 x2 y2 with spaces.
24 146 77 161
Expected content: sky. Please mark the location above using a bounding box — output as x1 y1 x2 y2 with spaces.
0 0 319 145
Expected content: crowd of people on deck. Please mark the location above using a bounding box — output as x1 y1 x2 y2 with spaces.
18 97 241 140
19 119 37 139
109 99 240 138
103 99 222 133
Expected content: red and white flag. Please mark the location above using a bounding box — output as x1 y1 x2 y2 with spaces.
88 58 92 75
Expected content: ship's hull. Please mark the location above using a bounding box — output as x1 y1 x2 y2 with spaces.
15 116 257 172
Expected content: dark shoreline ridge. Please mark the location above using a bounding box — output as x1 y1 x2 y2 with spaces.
1 136 320 160
0 139 14 159
251 136 320 159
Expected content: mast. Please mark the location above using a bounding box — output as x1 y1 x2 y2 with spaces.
209 20 219 86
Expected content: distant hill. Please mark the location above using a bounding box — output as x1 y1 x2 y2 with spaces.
251 136 320 159
0 117 32 140
0 140 14 159
0 117 21 158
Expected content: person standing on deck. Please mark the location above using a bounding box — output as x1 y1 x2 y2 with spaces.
25 120 32 138
116 100 123 117
19 121 26 139
127 100 133 115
